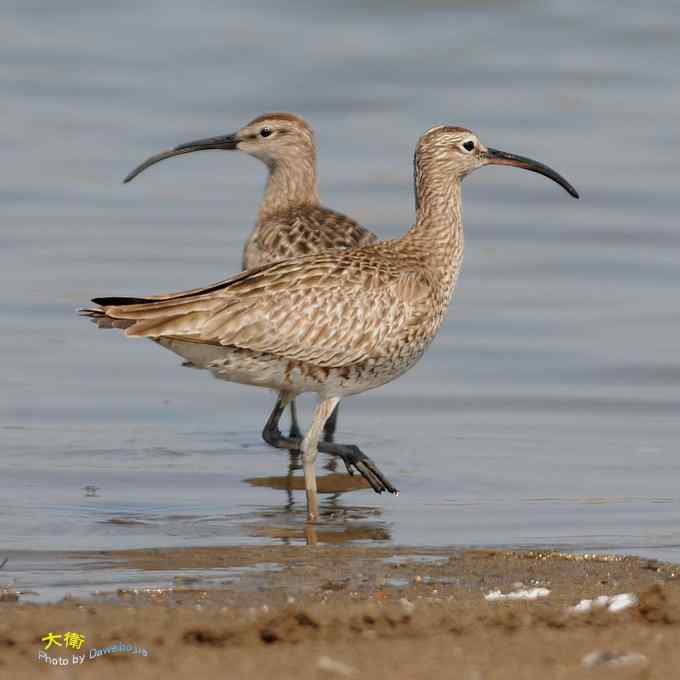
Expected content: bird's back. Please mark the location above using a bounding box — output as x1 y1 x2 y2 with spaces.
243 205 377 269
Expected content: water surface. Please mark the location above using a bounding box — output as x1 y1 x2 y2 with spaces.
2 1 680 581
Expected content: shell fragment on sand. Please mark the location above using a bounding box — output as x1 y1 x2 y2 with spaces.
484 587 550 601
569 592 638 613
582 651 648 669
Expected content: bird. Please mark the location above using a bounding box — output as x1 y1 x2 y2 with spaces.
81 124 578 522
123 112 377 463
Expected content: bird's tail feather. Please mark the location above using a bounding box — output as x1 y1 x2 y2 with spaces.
91 296 155 306
78 305 137 329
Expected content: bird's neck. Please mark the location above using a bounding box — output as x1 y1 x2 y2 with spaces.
258 156 320 224
402 167 464 303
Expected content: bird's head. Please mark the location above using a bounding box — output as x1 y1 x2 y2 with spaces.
123 112 316 183
414 125 579 200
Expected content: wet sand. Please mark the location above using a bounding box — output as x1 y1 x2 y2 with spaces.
2 545 680 678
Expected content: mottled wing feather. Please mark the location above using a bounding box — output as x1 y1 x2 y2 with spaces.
103 250 430 368
128 263 276 302
206 283 407 365
247 207 378 268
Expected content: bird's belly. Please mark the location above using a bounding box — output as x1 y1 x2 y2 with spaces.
155 338 426 398
156 339 300 391
330 350 426 397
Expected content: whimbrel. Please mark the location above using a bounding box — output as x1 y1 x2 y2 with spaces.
82 125 578 521
124 112 377 457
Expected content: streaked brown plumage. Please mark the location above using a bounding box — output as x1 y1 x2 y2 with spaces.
84 125 578 521
123 112 377 445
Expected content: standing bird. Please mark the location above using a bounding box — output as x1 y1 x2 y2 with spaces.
124 112 377 445
82 125 578 521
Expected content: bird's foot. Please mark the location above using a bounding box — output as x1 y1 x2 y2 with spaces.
317 442 398 495
262 424 396 495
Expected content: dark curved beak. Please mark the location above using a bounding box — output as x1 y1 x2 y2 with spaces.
123 133 239 183
485 147 579 199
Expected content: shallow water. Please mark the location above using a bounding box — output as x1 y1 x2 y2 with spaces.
2 0 680 586
0 550 284 604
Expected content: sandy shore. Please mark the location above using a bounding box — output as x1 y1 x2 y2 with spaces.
2 545 679 679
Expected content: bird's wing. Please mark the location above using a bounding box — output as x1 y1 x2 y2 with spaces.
92 263 272 305
257 210 378 263
96 249 431 367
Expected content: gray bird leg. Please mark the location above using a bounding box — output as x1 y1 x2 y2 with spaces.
322 403 340 442
288 399 303 439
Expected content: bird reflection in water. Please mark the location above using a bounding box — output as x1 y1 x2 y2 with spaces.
244 452 390 546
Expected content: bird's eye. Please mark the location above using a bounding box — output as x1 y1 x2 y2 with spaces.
462 140 475 152
260 128 273 138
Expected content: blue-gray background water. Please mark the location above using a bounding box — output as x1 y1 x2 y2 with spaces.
2 1 680 567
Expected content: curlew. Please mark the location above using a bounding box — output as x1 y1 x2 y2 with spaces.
82 125 578 522
124 112 376 465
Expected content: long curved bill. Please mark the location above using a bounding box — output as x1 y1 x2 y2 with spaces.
486 147 579 199
123 133 238 183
